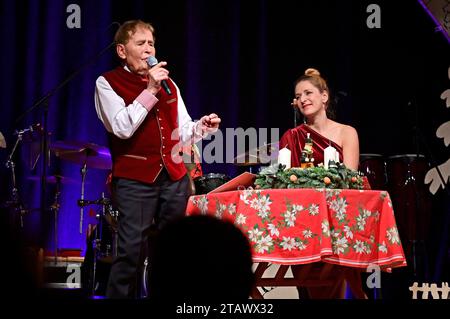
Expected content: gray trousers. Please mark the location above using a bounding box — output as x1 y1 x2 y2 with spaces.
106 169 191 298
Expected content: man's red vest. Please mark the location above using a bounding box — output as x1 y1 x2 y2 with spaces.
103 67 187 184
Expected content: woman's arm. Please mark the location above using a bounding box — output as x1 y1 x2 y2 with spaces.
341 125 360 170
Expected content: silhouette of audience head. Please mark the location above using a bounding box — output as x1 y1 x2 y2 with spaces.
0 209 37 301
149 214 254 301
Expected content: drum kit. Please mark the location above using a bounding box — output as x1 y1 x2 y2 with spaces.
50 140 112 232
2 129 116 294
48 140 118 295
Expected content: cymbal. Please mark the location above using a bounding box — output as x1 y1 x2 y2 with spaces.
51 140 112 170
233 142 279 166
27 174 86 185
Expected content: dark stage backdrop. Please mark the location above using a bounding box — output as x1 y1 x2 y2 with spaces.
0 0 448 277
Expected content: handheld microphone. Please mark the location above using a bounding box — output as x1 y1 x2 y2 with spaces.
146 56 172 95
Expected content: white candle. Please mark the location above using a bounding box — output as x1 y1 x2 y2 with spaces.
324 146 336 170
334 149 340 163
278 147 291 169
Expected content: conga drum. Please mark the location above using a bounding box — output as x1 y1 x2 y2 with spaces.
386 154 432 242
359 154 387 190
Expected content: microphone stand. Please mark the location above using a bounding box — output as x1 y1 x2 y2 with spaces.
292 103 298 127
4 130 29 229
13 39 116 247
80 162 88 234
50 175 62 265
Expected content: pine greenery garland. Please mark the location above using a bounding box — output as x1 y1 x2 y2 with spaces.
255 163 364 190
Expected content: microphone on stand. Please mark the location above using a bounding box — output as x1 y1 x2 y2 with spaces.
13 123 42 136
292 103 298 127
146 56 172 95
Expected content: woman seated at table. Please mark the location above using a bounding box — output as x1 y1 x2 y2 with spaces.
280 68 363 299
279 68 359 171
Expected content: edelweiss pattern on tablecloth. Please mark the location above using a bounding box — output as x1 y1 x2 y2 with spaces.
187 188 406 270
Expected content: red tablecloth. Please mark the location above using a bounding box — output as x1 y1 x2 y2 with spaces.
186 188 407 270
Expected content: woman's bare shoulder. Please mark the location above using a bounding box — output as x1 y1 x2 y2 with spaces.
343 124 358 136
330 121 358 144
328 120 357 134
339 124 359 144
